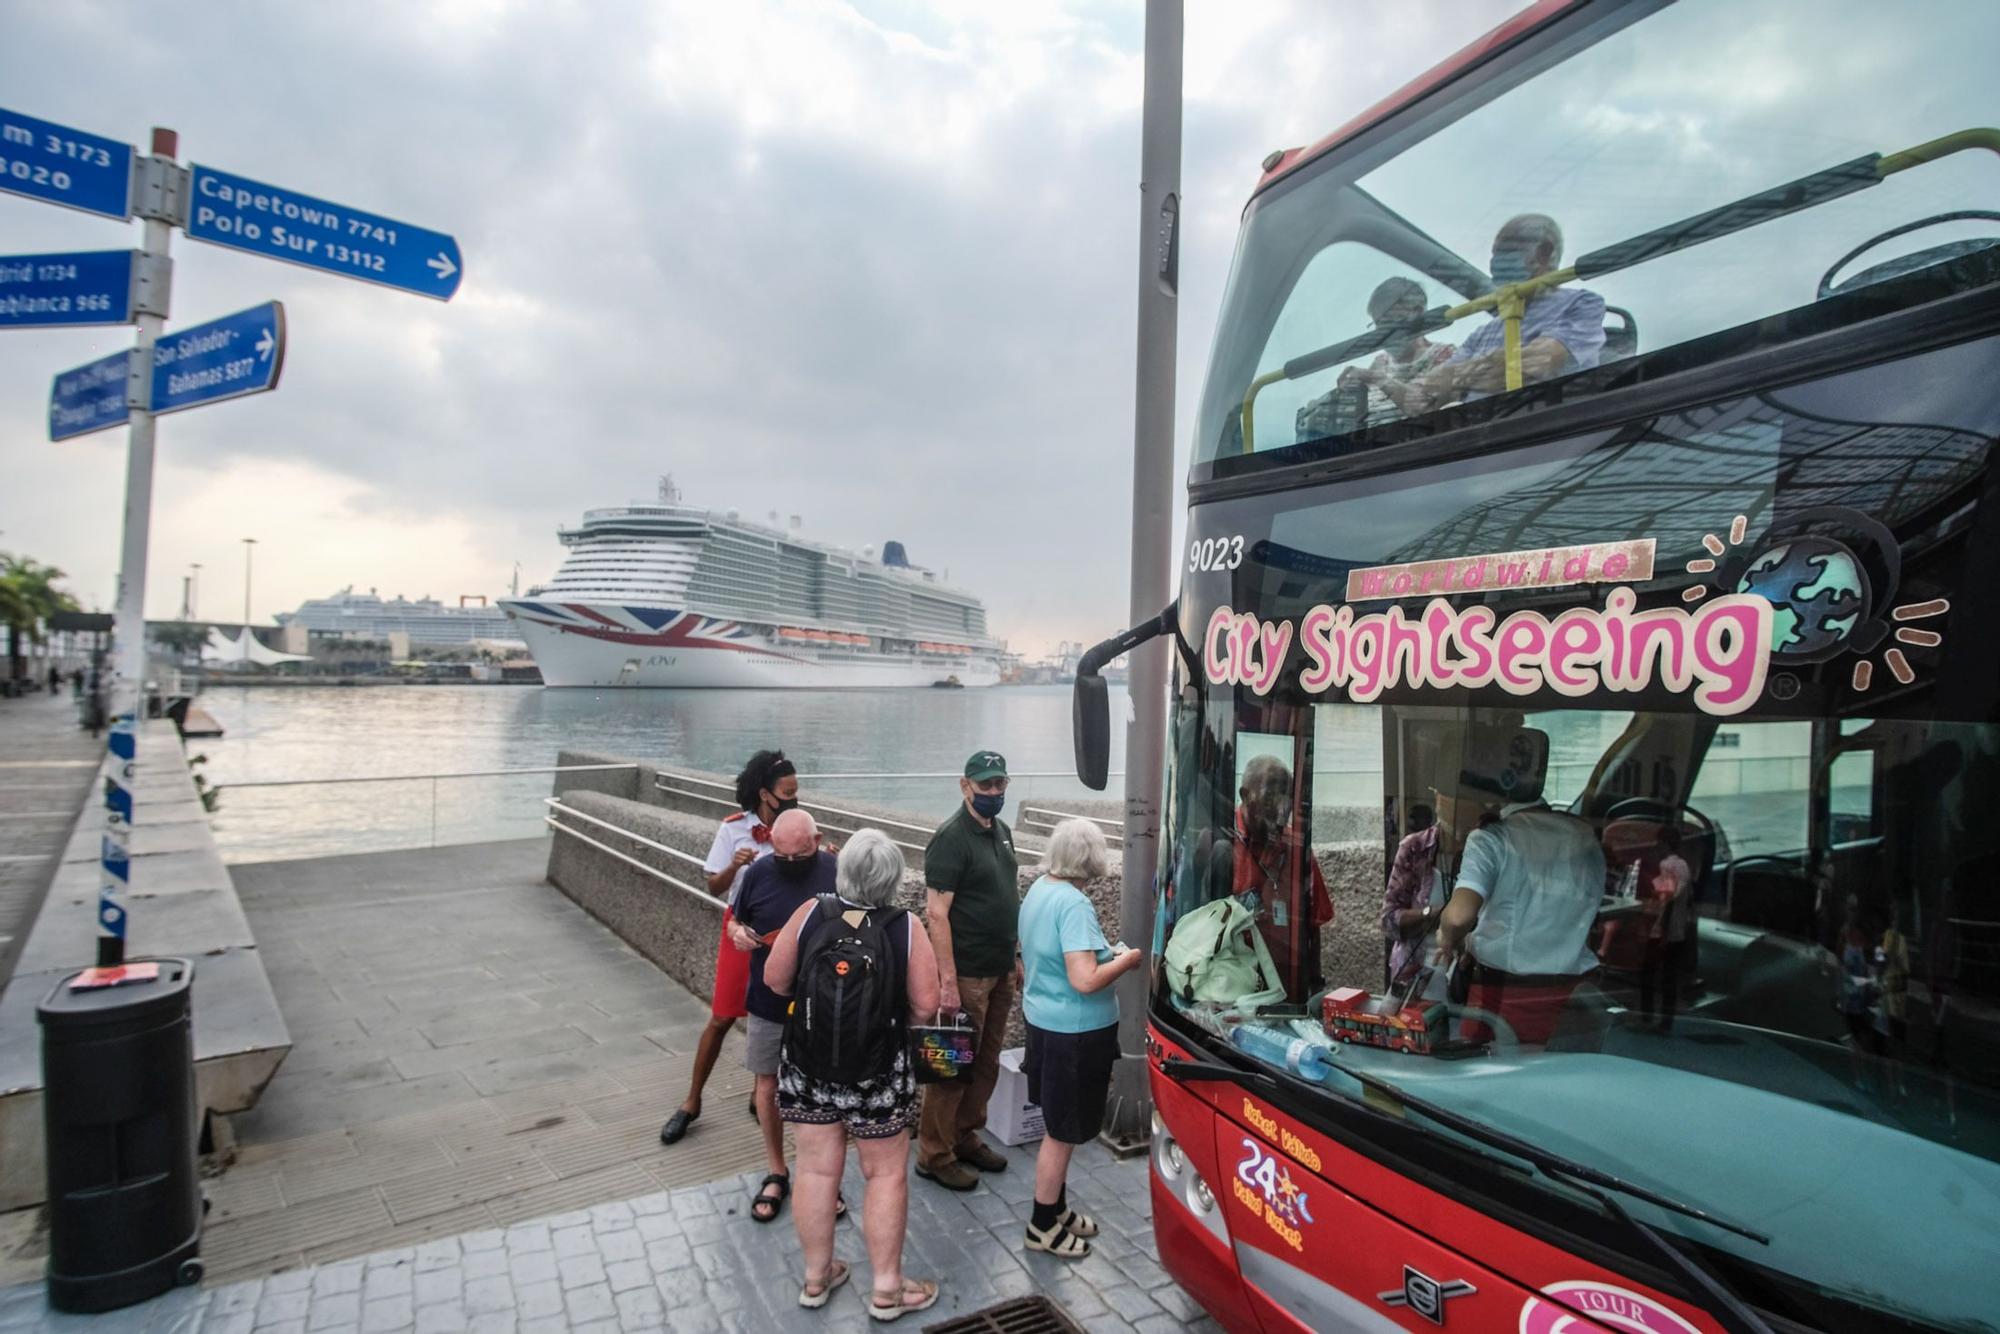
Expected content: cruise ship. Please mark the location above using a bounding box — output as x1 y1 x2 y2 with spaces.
500 480 1003 688
277 588 523 647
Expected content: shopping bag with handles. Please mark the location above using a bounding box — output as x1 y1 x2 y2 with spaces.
910 1008 978 1084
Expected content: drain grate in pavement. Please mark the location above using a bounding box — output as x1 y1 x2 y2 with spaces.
924 1295 1087 1334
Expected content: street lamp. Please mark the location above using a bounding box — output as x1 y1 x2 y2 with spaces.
241 538 256 663
189 563 201 621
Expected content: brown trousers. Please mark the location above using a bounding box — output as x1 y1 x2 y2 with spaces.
917 969 1016 1170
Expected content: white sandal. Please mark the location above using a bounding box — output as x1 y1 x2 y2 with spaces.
867 1277 940 1321
799 1259 850 1309
1024 1218 1091 1258
1057 1206 1099 1238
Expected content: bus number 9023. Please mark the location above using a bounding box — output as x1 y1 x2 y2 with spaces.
1189 535 1244 572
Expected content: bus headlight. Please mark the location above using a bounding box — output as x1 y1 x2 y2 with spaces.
1164 1137 1187 1178
1189 1173 1216 1215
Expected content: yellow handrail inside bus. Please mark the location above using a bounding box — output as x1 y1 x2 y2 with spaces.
1238 126 2000 453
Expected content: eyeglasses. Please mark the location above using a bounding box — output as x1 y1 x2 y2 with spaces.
971 778 1009 793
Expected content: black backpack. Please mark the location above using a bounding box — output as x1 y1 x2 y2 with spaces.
784 896 905 1083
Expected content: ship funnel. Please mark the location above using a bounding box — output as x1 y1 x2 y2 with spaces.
789 514 802 532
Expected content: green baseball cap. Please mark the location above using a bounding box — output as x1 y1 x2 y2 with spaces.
964 750 1008 781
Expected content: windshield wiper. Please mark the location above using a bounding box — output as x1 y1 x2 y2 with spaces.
1578 1187 1779 1334
1309 1050 1768 1244
1159 1055 1278 1093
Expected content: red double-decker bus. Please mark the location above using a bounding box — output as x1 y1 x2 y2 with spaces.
1075 1 2000 1329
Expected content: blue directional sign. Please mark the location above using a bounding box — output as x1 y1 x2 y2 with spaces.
0 108 133 220
49 349 133 441
186 164 462 301
0 250 135 328
149 301 286 416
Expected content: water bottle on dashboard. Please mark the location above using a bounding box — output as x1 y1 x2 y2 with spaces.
1230 1024 1334 1082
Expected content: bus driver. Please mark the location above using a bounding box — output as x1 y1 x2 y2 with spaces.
1431 728 1605 1044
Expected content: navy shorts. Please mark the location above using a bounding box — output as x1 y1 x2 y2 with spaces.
1024 1021 1119 1144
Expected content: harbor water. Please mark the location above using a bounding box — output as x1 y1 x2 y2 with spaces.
196 684 1132 863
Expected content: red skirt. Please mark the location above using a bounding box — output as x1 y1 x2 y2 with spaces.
710 907 750 1020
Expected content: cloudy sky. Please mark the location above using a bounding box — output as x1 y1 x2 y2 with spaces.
1 1 1515 656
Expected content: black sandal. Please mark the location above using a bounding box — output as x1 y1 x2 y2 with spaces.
659 1107 700 1145
751 1172 790 1223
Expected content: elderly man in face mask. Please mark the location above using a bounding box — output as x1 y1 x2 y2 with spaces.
730 808 838 1223
1376 213 1606 417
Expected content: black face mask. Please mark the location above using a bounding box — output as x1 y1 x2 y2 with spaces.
775 854 816 880
769 795 800 815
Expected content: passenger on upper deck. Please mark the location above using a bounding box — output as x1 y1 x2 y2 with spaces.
1372 214 1605 416
1296 277 1456 437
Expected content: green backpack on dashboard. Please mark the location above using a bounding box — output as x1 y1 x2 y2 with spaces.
1163 897 1287 1010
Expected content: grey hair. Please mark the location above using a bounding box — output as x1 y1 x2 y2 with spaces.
836 829 906 908
1042 818 1110 883
1366 275 1426 322
1500 212 1564 264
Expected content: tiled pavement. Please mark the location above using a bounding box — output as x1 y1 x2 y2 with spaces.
0 1132 1209 1334
178 841 776 1284
0 690 100 989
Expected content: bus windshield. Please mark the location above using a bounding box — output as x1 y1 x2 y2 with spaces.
1194 0 2000 468
1159 328 2000 1327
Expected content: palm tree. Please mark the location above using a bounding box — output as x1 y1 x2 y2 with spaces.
0 554 80 685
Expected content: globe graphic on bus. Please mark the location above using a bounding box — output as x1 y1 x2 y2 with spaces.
1734 536 1869 658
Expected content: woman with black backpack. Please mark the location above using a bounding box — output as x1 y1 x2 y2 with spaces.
763 829 943 1321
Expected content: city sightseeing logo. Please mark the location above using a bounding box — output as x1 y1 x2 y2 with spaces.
1203 510 1944 715
1520 1281 1702 1334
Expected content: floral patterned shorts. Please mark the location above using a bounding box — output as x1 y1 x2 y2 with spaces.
777 1044 917 1139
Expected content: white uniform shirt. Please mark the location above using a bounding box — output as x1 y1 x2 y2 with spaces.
704 811 774 908
1457 803 1605 976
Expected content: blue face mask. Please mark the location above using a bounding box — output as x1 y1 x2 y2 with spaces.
1489 249 1534 286
970 791 1006 819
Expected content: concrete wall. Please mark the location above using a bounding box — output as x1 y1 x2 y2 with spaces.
545 791 723 998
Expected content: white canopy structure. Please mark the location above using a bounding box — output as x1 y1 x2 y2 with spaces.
201 627 311 668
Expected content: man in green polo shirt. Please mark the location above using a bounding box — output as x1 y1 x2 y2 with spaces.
916 749 1022 1191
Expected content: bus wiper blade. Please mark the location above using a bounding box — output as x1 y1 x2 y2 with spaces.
1159 1056 1278 1092
1581 1188 1778 1334
1315 1051 1770 1247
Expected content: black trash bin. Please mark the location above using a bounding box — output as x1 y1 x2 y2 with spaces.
38 957 203 1312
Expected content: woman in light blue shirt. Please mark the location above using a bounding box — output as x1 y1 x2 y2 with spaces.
1017 818 1143 1259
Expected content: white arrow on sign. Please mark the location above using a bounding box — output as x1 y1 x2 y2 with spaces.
255 327 275 362
427 253 457 281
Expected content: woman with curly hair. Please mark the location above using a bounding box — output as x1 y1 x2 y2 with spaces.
661 749 799 1145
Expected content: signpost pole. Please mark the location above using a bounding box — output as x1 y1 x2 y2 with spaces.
99 126 180 969
1104 0 1182 1151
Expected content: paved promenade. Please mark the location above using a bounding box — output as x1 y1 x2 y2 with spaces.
0 690 99 989
0 831 1211 1332
179 840 774 1284
0 1134 1203 1333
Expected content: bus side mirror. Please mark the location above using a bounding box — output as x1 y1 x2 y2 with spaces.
1074 674 1111 791
1070 601 1181 793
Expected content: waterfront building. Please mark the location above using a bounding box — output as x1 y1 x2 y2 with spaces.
502 478 1003 688
276 587 523 648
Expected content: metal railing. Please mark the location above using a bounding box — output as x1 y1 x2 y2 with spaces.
220 763 638 850
1017 805 1125 848
654 770 963 858
541 796 716 904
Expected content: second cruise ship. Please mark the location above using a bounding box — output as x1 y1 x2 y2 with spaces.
500 479 1003 688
